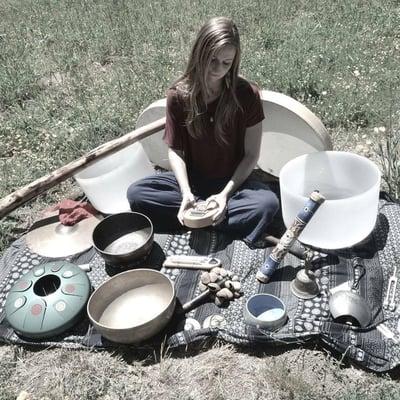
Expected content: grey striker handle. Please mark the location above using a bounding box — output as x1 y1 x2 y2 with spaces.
256 191 325 283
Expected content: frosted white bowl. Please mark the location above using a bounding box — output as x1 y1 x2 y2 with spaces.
74 143 154 214
280 151 381 249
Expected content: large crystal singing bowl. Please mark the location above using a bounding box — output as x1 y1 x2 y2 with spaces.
280 151 381 249
74 143 154 214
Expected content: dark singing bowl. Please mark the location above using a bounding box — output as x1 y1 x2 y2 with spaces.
92 212 154 267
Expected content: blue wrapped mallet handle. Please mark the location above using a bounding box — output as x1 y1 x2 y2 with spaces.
256 191 325 283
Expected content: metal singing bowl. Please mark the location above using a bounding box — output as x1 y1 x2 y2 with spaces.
92 212 154 266
329 291 372 328
87 268 215 344
87 269 176 344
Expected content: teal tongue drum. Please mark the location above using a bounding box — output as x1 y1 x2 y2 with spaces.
5 261 91 339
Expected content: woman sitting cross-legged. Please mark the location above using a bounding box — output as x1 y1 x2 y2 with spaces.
127 16 279 248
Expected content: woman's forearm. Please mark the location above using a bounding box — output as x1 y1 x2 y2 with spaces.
220 122 262 197
168 148 192 195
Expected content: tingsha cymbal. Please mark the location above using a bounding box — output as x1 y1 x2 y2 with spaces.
26 215 102 258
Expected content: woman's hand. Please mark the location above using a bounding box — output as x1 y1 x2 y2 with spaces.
206 192 228 225
177 191 196 225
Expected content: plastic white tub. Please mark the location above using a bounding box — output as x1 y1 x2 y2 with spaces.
74 143 154 214
280 151 381 249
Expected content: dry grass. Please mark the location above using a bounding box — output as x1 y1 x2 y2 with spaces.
1 343 399 400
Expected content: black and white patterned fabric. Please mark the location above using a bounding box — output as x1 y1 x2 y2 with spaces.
0 198 400 372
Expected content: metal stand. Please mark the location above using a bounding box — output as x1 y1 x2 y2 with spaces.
290 249 320 299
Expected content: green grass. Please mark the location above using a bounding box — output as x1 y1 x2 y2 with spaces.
0 1 398 239
1 0 399 197
0 2 399 232
0 0 398 251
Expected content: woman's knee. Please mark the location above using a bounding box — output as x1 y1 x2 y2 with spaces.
126 181 146 209
127 173 182 212
256 190 280 218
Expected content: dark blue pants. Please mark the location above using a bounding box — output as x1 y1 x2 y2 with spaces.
127 172 279 245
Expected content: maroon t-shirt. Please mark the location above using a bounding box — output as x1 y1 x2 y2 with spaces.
163 78 264 179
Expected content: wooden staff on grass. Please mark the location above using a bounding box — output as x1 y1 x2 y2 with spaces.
0 118 166 219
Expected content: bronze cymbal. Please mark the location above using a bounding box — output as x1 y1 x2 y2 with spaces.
26 214 102 258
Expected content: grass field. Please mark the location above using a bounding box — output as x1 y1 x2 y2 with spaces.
1 0 400 398
1 0 399 209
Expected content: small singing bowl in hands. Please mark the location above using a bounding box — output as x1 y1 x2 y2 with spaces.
92 212 154 267
183 200 219 229
244 294 288 330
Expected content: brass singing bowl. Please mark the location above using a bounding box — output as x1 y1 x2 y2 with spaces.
87 269 176 344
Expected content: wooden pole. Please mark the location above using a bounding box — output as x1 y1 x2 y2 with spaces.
0 117 166 219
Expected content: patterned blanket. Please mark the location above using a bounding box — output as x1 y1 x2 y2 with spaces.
1 199 400 372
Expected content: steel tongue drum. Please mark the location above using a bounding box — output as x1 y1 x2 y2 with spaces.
256 191 325 283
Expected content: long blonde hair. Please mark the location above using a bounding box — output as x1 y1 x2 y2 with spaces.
173 17 241 146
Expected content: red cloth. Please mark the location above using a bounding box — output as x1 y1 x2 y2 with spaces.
57 199 98 226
